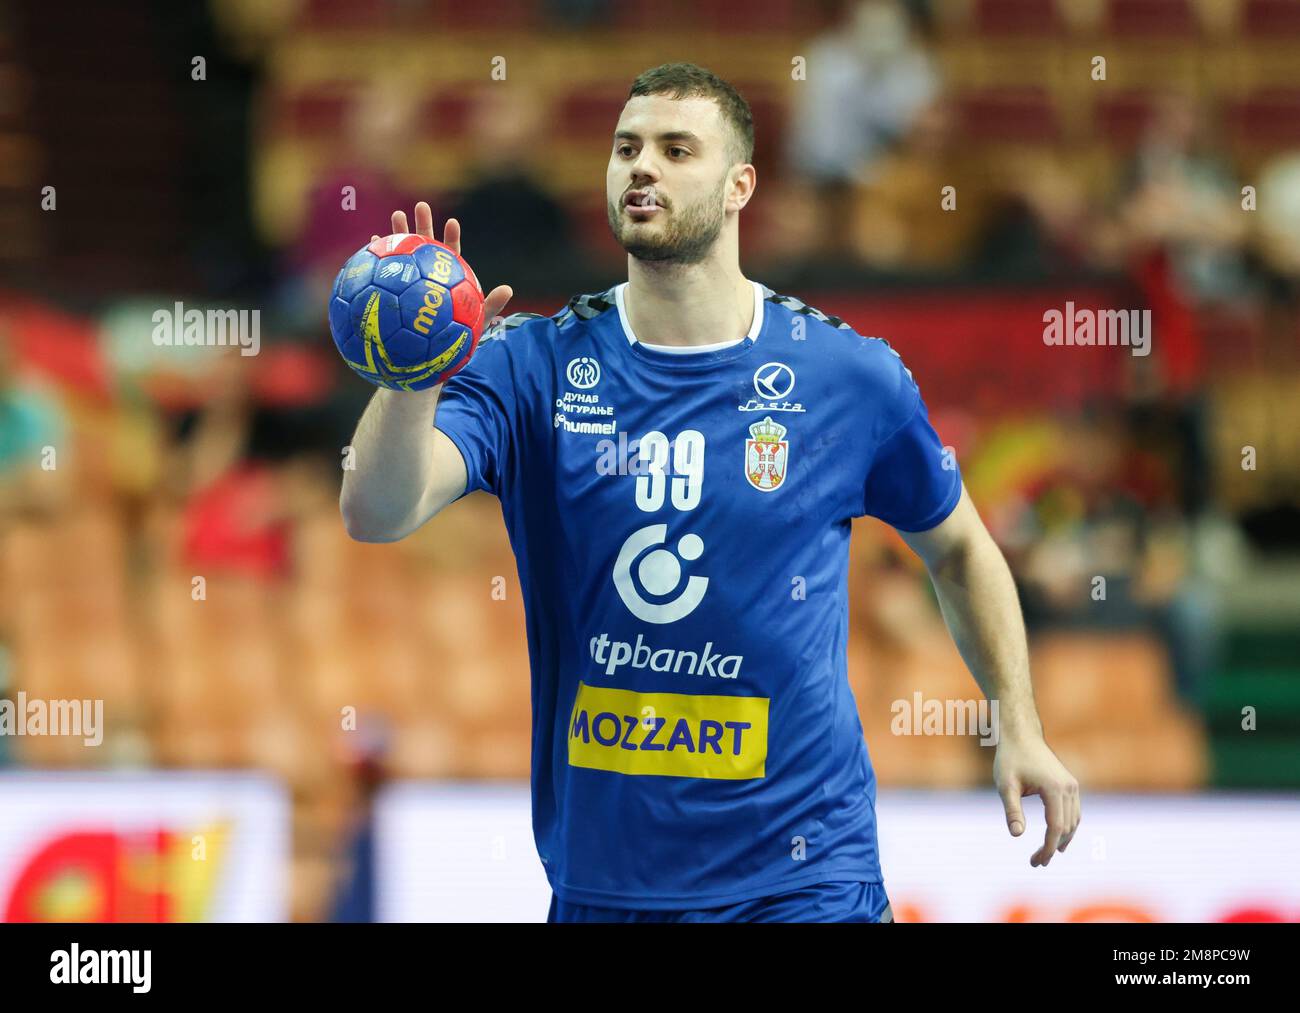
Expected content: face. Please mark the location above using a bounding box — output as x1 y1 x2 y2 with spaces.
606 94 740 265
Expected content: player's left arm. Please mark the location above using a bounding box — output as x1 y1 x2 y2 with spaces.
898 483 1081 868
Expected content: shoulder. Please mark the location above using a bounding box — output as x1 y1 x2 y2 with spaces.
477 309 553 351
552 287 620 332
762 284 920 431
762 285 916 386
477 286 619 353
452 288 619 391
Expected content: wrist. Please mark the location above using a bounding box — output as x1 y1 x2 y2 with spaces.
381 383 442 413
994 706 1043 743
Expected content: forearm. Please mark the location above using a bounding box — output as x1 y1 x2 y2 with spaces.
340 385 443 541
927 534 1042 739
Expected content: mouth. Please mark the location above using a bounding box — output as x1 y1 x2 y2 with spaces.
624 187 665 214
624 203 662 219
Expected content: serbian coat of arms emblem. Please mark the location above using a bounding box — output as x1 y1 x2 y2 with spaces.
745 416 789 492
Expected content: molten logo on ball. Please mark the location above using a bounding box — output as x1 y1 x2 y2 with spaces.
328 233 486 391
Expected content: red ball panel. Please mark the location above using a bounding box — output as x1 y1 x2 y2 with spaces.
450 278 485 336
462 259 483 295
366 233 432 258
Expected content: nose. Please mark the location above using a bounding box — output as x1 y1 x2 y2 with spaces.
628 147 661 182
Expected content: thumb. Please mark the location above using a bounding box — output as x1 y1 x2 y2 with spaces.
1000 782 1026 837
483 285 513 327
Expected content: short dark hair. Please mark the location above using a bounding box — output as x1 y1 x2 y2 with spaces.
627 62 754 167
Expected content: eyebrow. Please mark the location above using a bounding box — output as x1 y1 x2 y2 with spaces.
614 130 704 146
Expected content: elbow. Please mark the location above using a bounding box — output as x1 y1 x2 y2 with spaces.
339 496 408 544
924 532 982 581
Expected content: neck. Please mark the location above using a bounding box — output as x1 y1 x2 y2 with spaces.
624 254 753 348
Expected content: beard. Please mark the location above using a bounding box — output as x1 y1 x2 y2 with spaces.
606 176 727 265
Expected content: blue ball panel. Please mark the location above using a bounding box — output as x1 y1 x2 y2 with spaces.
348 285 403 352
372 254 423 295
413 244 465 288
337 250 378 301
381 327 429 368
328 296 352 348
439 322 474 372
397 279 454 338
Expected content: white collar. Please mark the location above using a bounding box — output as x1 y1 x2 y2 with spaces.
638 336 744 354
614 279 765 349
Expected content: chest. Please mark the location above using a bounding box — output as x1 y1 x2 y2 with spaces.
539 355 862 538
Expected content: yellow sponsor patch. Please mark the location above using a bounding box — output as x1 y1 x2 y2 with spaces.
567 682 768 779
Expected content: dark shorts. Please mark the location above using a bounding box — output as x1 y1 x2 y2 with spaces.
548 880 894 924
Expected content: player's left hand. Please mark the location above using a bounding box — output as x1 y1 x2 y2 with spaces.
993 732 1080 868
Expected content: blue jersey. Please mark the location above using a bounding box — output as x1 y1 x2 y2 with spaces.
434 280 962 909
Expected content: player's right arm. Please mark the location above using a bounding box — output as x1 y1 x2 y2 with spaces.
340 385 465 541
339 203 513 542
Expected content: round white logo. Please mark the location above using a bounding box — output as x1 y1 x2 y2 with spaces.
612 524 708 624
566 356 601 389
753 362 794 401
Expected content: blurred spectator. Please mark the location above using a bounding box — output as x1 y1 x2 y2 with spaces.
0 322 67 517
1255 150 1300 281
278 77 428 328
970 150 1108 282
449 86 581 291
542 0 615 28
785 0 939 259
327 718 390 923
165 351 344 582
848 99 990 273
1117 93 1250 305
1000 402 1222 708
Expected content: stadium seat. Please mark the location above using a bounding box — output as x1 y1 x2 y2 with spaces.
1107 0 1200 37
1092 91 1162 149
688 0 804 32
861 713 987 788
1031 631 1174 732
556 90 627 138
298 0 400 30
971 0 1069 36
68 631 140 713
954 88 1061 144
419 86 478 140
1052 713 1206 789
1225 89 1300 147
387 717 459 778
277 86 354 138
436 0 543 29
244 711 328 789
1240 0 1300 35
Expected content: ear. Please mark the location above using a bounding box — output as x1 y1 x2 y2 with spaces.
728 163 757 212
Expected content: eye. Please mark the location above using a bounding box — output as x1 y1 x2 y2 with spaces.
668 146 688 158
616 144 635 157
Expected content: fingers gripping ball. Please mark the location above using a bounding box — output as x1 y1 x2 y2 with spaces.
328 233 486 391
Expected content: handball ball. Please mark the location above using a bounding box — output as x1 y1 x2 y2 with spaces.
328 233 486 391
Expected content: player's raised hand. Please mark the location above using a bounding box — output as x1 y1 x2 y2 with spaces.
993 732 1081 868
374 202 513 328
